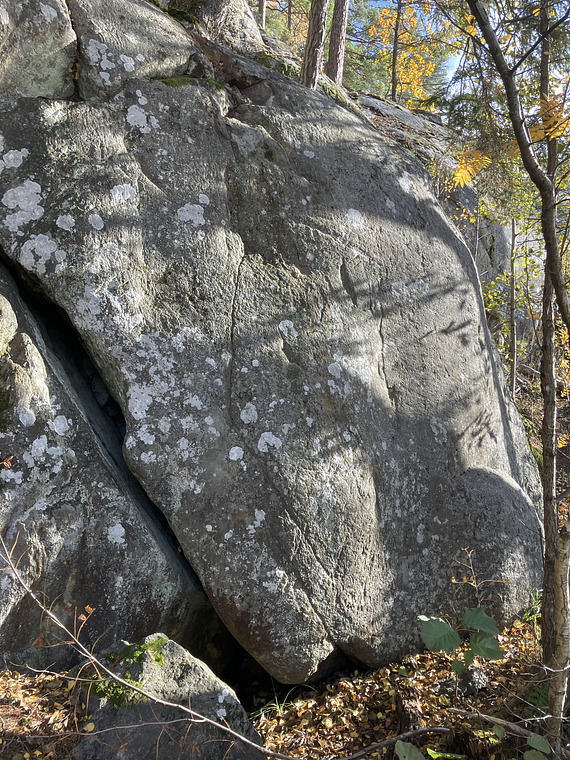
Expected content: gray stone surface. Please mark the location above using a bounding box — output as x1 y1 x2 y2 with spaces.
68 0 200 100
0 0 542 685
75 634 263 760
0 0 76 99
0 266 220 671
358 94 515 280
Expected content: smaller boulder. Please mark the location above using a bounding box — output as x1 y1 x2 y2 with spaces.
75 634 265 760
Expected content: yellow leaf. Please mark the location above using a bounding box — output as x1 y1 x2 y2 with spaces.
83 722 95 733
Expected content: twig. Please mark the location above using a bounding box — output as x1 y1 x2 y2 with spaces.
448 707 533 738
338 727 452 760
449 707 570 758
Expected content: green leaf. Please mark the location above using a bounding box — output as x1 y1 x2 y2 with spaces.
418 616 461 653
462 607 499 635
426 751 466 759
464 649 475 667
395 741 425 760
492 724 505 739
451 660 467 675
527 733 551 754
524 751 549 760
469 631 503 659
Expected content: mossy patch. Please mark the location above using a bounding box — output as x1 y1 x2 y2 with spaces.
83 637 169 712
149 0 199 25
109 635 169 667
89 673 146 711
205 78 226 92
253 52 300 79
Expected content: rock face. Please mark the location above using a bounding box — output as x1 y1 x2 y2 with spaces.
75 634 263 760
0 0 542 684
0 265 219 671
358 95 514 281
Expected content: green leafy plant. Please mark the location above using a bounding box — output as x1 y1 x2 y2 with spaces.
418 606 502 676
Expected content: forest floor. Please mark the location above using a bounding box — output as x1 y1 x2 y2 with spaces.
1 382 568 760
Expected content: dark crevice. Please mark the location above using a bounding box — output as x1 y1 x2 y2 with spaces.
0 251 189 577
61 0 83 101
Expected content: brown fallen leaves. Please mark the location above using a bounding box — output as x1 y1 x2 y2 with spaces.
254 620 544 760
0 670 84 759
0 619 543 760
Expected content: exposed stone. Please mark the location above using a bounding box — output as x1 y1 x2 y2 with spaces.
0 0 76 99
75 634 263 760
67 0 201 100
0 1 542 685
0 265 218 671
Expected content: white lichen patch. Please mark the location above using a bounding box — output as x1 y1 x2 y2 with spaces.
110 183 137 206
126 105 159 134
399 172 413 194
2 180 44 233
107 522 126 546
128 382 155 420
85 39 116 83
20 234 66 274
257 432 282 453
50 415 71 435
247 509 266 536
0 148 29 173
88 213 104 230
229 446 244 461
19 410 36 427
0 8 9 24
177 203 205 226
39 3 58 22
56 214 75 231
429 417 448 444
328 362 342 379
240 402 257 424
345 208 364 227
119 54 135 72
278 320 298 338
217 688 230 718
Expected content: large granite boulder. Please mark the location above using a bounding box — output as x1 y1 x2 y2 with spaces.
0 0 542 683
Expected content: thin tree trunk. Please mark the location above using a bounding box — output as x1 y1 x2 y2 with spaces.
509 218 517 398
547 521 570 755
288 0 292 33
259 0 266 28
300 0 329 88
325 0 349 84
390 0 403 101
541 269 558 667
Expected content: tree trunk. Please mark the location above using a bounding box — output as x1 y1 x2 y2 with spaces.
288 0 292 33
325 0 349 84
509 219 517 398
259 0 266 28
300 0 329 88
390 0 403 101
541 270 559 666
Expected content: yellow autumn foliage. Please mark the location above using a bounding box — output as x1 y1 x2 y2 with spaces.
453 150 492 187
